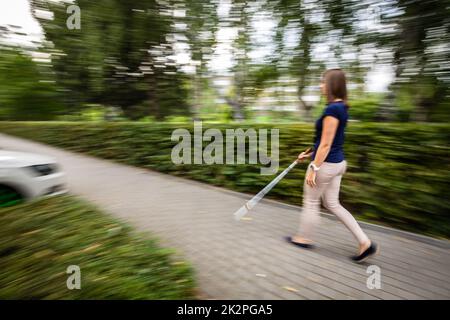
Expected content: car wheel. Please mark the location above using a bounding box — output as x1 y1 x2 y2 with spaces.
0 185 24 207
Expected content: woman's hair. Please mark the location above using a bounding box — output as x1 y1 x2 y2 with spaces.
322 68 348 105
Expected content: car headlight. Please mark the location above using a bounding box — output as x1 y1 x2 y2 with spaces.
26 163 58 176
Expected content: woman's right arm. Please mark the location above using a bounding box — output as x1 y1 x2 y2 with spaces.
306 116 339 187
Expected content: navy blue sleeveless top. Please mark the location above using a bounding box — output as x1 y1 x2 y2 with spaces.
311 101 348 163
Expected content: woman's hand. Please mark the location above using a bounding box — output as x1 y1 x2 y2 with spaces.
306 168 317 187
297 148 312 162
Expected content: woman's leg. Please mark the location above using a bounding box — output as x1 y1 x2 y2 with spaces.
296 168 333 242
322 172 370 247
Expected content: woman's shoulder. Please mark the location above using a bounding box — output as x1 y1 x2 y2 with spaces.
326 101 347 109
324 102 347 118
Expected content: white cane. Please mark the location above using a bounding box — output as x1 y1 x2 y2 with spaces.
234 148 311 221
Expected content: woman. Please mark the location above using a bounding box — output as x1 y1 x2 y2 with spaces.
287 68 378 263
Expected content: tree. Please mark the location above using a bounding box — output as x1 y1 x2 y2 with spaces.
177 0 220 119
0 48 61 120
364 0 450 121
31 0 189 119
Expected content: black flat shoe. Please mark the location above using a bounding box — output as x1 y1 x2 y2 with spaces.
351 242 378 263
285 236 315 249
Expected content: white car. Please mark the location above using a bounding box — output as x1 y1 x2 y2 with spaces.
0 150 67 207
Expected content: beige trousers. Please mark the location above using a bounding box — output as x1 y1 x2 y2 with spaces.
299 160 369 245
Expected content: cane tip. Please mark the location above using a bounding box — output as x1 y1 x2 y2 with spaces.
233 206 248 221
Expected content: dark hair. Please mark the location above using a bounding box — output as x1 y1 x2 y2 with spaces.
322 69 348 106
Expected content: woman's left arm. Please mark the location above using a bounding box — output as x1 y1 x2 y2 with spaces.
306 116 339 187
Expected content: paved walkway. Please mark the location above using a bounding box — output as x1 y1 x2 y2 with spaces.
1 133 449 300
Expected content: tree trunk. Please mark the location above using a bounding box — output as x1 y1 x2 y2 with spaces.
225 97 244 121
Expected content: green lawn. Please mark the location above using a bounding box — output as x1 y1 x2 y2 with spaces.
0 195 196 299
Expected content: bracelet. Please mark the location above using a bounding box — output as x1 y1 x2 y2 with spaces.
309 163 321 172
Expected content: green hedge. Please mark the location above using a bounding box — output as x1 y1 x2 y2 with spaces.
0 121 449 238
0 195 195 299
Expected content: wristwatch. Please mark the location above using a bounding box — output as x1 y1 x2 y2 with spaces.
309 163 321 172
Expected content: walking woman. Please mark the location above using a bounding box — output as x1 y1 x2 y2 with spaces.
287 68 378 263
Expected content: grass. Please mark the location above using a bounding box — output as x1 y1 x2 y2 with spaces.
0 195 196 299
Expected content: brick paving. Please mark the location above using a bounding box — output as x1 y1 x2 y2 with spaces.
1 133 449 300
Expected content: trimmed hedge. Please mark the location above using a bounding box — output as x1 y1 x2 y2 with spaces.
0 195 195 299
0 121 449 238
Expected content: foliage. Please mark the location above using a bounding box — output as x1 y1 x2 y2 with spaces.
0 1 447 122
30 0 189 118
363 0 450 121
0 49 62 120
0 195 195 299
347 94 383 121
0 122 448 238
